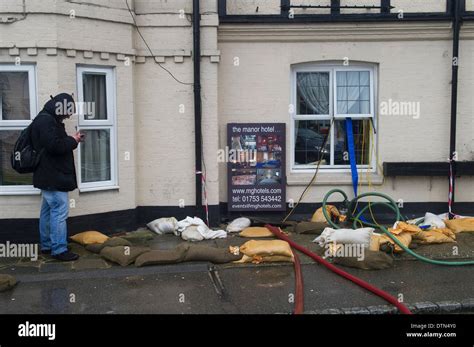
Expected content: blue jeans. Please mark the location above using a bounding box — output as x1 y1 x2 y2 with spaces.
39 190 69 255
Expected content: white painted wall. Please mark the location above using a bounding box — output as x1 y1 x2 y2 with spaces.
0 0 221 219
0 0 472 221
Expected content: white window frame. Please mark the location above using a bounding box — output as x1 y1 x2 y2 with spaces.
77 66 115 126
0 64 40 195
76 66 118 192
333 67 375 119
291 62 377 173
0 64 37 127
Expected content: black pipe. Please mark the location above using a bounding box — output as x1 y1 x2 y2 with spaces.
449 0 462 211
193 0 203 217
381 0 391 14
331 0 340 15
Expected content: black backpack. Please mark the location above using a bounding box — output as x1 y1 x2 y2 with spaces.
10 121 44 174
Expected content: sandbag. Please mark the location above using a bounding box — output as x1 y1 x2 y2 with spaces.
431 228 456 239
313 228 374 248
135 244 189 267
70 231 109 245
413 229 456 244
104 237 132 248
226 217 251 233
177 216 205 232
181 225 204 242
422 212 446 229
391 222 422 235
294 221 327 235
234 254 293 264
122 229 155 241
239 240 293 258
135 244 242 267
86 237 132 254
85 243 104 254
239 227 274 238
379 232 412 253
195 225 227 240
445 218 474 233
369 234 382 251
100 246 150 267
311 205 340 223
184 245 243 263
147 217 178 235
332 250 393 270
313 245 393 270
178 217 226 241
0 274 17 292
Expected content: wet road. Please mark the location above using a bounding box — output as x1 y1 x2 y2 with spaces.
1 260 473 314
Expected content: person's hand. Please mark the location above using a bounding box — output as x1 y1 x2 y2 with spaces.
72 131 85 143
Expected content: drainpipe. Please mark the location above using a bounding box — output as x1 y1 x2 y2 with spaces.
193 0 203 217
449 0 462 213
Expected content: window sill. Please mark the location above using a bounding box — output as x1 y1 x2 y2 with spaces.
0 189 41 196
287 173 384 186
79 185 120 193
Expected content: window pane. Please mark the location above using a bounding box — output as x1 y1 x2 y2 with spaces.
334 120 371 165
337 87 347 101
337 101 348 114
294 120 331 166
360 71 370 86
336 70 371 115
347 72 359 86
80 129 111 183
296 72 330 115
360 101 370 114
347 86 359 101
0 130 33 185
336 71 347 86
360 86 370 101
0 72 30 121
348 100 359 114
83 73 108 120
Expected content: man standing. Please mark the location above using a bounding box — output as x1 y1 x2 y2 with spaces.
31 93 84 261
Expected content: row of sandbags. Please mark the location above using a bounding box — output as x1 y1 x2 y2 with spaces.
69 230 295 267
226 217 394 269
301 206 474 250
376 213 474 253
302 207 474 270
148 216 282 239
70 231 240 266
146 215 295 252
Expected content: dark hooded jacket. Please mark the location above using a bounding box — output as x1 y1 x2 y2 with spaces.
31 94 79 192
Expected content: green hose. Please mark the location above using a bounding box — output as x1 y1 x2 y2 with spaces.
322 189 474 266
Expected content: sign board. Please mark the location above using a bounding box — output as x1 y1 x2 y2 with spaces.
227 123 286 211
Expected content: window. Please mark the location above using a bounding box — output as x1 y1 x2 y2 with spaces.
0 64 38 194
292 63 376 171
76 66 117 191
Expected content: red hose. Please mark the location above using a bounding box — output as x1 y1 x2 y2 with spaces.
292 251 304 314
266 224 412 315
